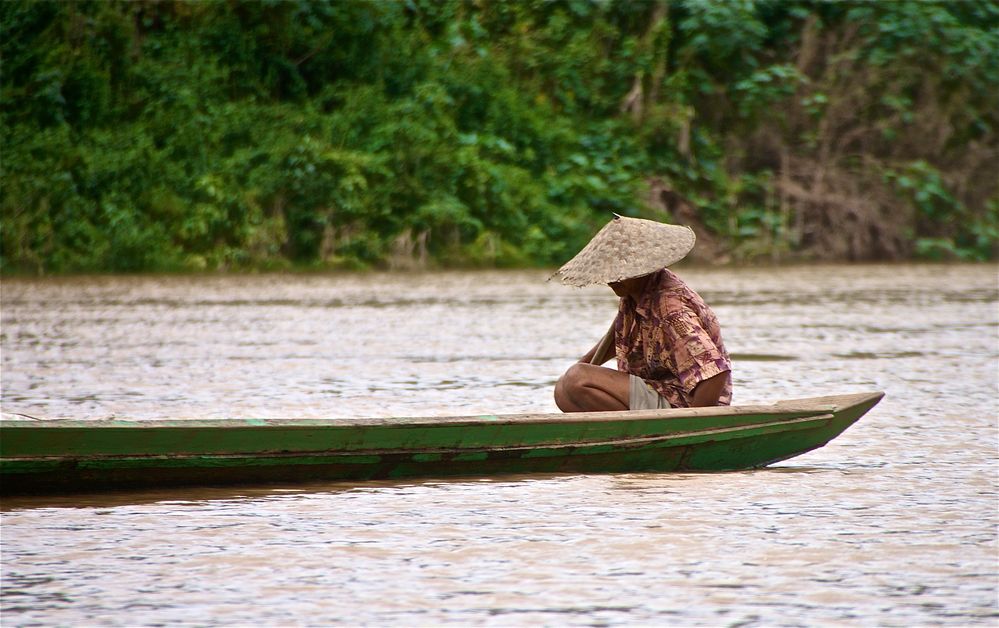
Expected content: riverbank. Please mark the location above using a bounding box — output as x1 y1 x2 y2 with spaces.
1 258 996 281
3 2 996 274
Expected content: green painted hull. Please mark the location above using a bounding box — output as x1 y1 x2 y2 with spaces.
0 392 883 494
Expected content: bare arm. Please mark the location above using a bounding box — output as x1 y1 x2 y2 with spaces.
690 371 729 407
579 323 616 365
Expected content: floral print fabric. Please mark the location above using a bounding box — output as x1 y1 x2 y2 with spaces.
614 269 732 407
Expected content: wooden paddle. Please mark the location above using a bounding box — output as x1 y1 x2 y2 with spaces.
589 326 615 365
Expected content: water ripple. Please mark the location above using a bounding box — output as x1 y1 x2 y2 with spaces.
2 265 997 626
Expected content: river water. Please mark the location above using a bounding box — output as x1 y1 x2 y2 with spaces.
1 264 996 626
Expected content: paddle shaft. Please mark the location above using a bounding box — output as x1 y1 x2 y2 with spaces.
590 327 615 365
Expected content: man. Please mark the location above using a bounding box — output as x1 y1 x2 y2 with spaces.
552 215 732 412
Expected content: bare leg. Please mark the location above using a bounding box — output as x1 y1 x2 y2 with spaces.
554 363 631 412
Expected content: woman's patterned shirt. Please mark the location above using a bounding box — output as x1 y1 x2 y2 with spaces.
613 269 732 407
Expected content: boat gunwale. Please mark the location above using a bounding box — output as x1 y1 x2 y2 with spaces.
0 414 838 466
0 392 883 430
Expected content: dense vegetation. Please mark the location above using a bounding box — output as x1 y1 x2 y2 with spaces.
2 0 997 273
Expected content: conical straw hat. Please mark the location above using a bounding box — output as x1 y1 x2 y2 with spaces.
551 215 695 287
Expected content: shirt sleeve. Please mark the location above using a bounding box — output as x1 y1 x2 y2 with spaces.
657 308 731 394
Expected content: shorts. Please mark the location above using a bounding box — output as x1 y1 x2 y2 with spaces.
629 375 671 410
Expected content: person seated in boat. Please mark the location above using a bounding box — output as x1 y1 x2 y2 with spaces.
552 215 732 412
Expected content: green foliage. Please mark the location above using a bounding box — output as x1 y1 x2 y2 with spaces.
2 0 996 273
885 161 997 261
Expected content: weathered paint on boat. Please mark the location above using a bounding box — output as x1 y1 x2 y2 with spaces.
0 392 883 494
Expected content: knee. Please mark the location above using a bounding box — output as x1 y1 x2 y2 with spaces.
557 363 586 392
561 363 590 388
554 363 589 409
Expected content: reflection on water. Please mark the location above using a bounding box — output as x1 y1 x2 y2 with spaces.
1 264 997 626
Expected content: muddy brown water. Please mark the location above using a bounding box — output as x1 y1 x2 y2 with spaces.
1 264 996 626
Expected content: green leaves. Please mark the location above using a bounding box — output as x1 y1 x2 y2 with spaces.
734 64 805 119
1 0 995 273
884 161 996 261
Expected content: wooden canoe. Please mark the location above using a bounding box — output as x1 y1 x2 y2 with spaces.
0 392 883 495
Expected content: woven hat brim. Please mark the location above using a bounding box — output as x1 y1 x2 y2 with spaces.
551 217 696 287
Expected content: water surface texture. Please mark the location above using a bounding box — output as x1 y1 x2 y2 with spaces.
2 264 997 626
